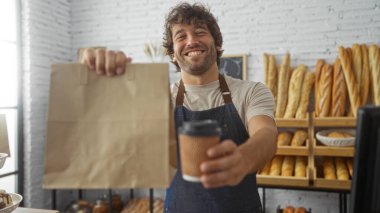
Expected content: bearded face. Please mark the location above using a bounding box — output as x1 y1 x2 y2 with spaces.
172 24 218 76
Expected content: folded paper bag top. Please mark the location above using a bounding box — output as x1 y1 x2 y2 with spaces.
43 63 174 189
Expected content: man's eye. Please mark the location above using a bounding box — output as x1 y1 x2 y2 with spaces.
176 35 185 40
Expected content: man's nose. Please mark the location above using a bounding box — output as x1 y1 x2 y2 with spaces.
186 34 200 47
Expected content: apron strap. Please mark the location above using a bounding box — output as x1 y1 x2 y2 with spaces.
175 74 232 106
218 74 233 104
176 79 186 106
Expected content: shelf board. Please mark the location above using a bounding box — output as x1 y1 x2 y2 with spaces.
276 147 309 156
313 178 352 191
313 116 357 127
257 175 309 187
276 140 310 156
275 118 309 127
313 139 355 157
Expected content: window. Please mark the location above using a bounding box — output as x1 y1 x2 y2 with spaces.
0 0 22 194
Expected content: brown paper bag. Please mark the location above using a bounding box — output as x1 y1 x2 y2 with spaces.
0 114 10 155
43 63 172 189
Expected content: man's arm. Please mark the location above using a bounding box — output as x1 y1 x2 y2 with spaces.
200 115 277 188
238 115 277 173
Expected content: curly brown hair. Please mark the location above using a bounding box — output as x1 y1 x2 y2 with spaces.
163 2 224 70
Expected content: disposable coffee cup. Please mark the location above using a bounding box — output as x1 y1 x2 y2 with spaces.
179 120 221 182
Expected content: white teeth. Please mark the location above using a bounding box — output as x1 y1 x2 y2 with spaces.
187 51 202 56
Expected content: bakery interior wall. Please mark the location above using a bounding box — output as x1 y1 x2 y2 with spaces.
22 0 380 212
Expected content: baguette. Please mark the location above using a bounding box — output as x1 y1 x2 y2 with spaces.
318 64 333 117
346 47 354 117
323 157 337 180
331 58 347 117
276 53 291 117
352 44 362 96
290 130 308 146
263 53 269 86
369 44 380 105
281 156 295 176
295 156 307 177
269 156 284 176
346 158 353 178
284 64 306 118
314 59 325 117
277 131 293 146
283 206 295 213
360 44 370 105
335 157 349 180
339 46 360 117
268 55 278 103
260 160 271 175
295 71 315 119
295 207 307 213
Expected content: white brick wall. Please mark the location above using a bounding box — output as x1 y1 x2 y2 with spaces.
22 0 380 212
22 0 73 209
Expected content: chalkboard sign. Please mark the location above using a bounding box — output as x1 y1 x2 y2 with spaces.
219 54 247 80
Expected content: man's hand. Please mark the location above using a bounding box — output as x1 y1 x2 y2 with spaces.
80 48 132 76
200 140 251 189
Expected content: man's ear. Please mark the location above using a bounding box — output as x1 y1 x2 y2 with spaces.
216 46 222 51
172 56 177 63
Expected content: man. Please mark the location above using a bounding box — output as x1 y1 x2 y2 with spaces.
82 3 277 213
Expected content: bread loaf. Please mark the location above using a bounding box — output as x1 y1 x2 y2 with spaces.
276 53 291 117
268 55 278 104
360 44 370 105
323 157 337 180
260 160 271 175
263 53 269 86
369 44 380 105
295 156 307 177
327 131 353 138
352 44 362 97
283 206 295 213
290 130 308 146
314 59 325 117
346 158 353 178
277 131 293 146
335 157 349 180
284 65 306 118
339 46 360 117
295 71 315 119
295 207 307 213
281 156 295 176
331 58 347 117
269 156 284 176
318 64 333 117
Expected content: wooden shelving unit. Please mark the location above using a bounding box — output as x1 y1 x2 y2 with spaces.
257 114 356 191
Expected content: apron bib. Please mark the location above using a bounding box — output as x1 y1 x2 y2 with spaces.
164 75 262 213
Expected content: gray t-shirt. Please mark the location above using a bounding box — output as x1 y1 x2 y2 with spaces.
170 75 275 130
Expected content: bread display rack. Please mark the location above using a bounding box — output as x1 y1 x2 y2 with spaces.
257 114 355 191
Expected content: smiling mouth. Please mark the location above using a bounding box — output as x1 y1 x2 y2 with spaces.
185 50 205 57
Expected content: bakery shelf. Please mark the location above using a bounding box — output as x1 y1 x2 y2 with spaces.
276 140 310 156
312 157 352 191
312 115 356 127
312 138 355 157
275 118 309 127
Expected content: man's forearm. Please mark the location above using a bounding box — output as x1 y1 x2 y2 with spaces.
238 126 277 173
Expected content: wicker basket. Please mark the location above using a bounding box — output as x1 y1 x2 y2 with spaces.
316 129 356 147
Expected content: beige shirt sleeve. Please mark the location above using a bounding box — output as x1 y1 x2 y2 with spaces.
245 82 275 122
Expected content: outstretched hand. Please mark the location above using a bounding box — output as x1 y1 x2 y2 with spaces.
200 140 251 189
80 48 132 76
